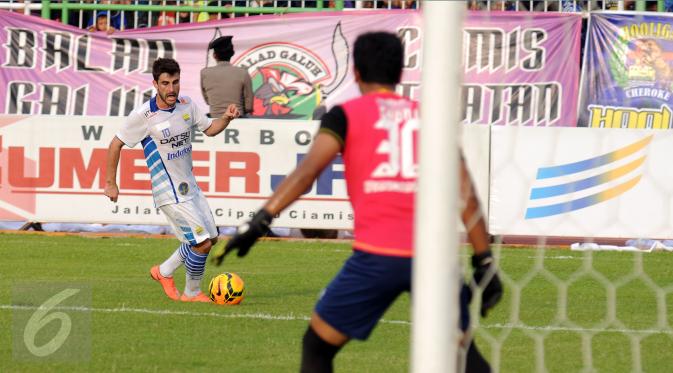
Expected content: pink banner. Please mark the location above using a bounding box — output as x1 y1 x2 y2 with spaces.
463 12 581 126
0 10 579 124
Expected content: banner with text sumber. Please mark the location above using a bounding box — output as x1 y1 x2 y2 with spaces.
0 116 352 228
0 116 491 229
580 13 673 129
0 10 580 126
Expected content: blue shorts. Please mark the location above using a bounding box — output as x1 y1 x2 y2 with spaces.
315 250 470 340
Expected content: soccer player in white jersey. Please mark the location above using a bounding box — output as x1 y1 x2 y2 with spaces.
104 58 240 302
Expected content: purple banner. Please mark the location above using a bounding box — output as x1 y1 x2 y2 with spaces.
0 10 580 124
463 12 582 126
580 13 673 129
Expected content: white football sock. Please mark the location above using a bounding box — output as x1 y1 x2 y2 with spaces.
159 243 190 277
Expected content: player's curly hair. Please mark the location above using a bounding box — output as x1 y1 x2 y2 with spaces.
353 32 403 85
152 58 181 81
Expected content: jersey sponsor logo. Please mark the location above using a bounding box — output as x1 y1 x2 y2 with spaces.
178 182 189 195
195 225 203 234
182 113 191 122
167 144 192 160
144 110 158 119
223 23 348 120
159 131 190 148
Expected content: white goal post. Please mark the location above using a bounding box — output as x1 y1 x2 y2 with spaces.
412 2 466 373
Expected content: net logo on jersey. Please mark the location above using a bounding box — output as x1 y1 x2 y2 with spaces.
525 136 651 219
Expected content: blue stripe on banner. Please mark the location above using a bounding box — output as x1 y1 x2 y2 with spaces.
180 226 192 233
141 136 151 148
535 136 652 179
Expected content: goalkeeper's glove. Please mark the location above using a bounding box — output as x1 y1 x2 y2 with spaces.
471 250 503 317
211 209 273 266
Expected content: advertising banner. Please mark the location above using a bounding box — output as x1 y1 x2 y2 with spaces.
0 10 580 126
462 12 581 126
0 116 352 228
0 116 490 229
0 10 420 120
580 12 673 129
489 126 673 239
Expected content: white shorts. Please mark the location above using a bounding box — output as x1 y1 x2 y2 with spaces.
160 192 218 246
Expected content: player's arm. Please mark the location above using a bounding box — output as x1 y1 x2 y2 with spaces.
460 154 489 256
104 136 125 202
203 104 240 137
460 153 503 317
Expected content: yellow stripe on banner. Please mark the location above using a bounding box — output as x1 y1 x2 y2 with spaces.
612 135 653 161
606 156 646 180
602 175 642 201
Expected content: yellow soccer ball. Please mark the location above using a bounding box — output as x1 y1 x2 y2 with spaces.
209 272 245 305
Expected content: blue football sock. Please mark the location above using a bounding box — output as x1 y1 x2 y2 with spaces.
184 248 208 296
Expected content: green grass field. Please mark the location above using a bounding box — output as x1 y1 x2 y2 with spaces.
0 233 672 372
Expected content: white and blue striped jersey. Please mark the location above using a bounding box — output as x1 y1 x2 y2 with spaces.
116 95 213 207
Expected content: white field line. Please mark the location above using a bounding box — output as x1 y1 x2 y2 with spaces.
1 304 671 335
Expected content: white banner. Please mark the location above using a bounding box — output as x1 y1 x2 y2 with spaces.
490 126 673 239
0 115 354 228
0 115 491 230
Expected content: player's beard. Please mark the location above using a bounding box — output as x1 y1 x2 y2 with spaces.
159 91 177 108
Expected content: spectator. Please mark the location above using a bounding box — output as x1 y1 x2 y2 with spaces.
322 0 356 7
386 0 415 8
200 36 254 117
158 11 176 25
87 12 116 34
87 8 127 32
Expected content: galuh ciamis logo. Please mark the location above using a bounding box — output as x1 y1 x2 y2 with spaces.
205 23 349 119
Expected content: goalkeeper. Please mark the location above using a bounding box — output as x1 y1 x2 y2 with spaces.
213 31 502 372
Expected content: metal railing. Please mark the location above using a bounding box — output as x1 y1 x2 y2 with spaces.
0 0 667 30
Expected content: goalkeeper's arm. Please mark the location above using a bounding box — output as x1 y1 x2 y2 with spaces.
460 152 503 317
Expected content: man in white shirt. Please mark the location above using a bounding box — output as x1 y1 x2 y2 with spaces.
105 58 240 302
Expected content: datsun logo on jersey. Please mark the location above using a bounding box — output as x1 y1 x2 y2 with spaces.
524 136 651 219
